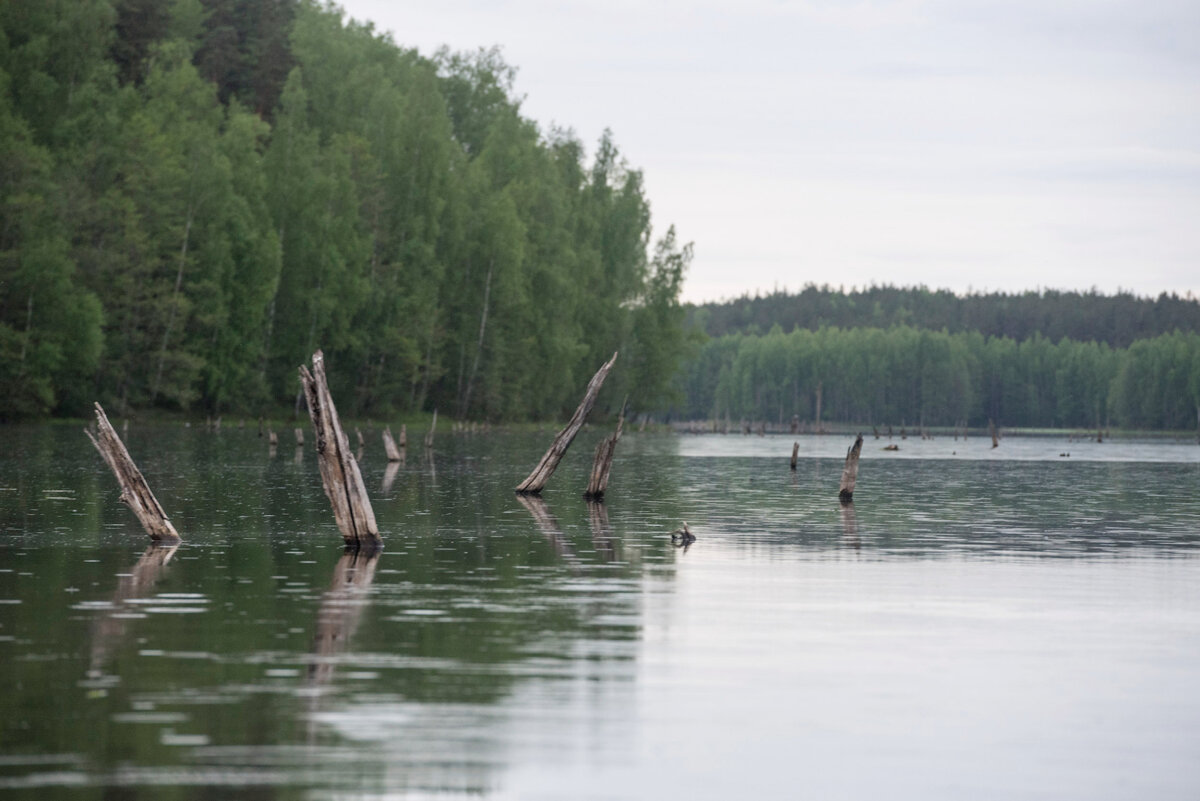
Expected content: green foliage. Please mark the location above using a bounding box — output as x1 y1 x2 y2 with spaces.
680 326 1200 431
0 0 688 421
690 284 1200 349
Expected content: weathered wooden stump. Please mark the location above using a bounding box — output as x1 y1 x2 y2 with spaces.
424 409 438 450
86 402 181 544
790 441 799 471
382 426 403 462
584 401 626 500
516 352 618 495
299 350 382 550
838 433 864 504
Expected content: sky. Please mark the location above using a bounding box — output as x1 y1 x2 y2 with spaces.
335 0 1200 304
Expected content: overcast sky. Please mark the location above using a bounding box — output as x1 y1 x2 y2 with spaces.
336 0 1199 303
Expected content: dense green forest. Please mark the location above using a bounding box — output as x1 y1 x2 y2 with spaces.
688 285 1200 348
677 327 1200 431
0 0 691 420
2 3 1198 431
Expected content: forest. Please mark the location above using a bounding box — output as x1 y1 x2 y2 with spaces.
2 2 1198 431
676 327 1200 432
0 0 691 421
688 285 1200 348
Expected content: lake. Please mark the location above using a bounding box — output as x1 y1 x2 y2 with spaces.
2 424 1199 799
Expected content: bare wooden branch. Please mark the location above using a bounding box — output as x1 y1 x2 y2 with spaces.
838 433 864 504
86 402 181 543
382 426 403 462
584 400 626 499
516 352 618 494
299 350 382 550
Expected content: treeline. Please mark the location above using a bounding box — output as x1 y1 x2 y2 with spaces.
0 0 690 420
688 285 1200 348
678 327 1200 431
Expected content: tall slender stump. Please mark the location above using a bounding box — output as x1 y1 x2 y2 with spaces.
516 352 618 494
299 350 382 551
86 403 181 544
838 433 864 504
584 400 626 500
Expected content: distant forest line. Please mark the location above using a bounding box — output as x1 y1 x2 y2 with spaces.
0 0 690 421
687 285 1200 348
676 327 1200 432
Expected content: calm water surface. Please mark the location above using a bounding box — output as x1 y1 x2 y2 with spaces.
1 426 1199 799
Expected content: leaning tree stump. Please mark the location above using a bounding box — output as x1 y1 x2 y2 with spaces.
299 350 382 550
838 433 864 504
86 402 181 544
516 352 618 495
584 400 626 500
382 427 403 462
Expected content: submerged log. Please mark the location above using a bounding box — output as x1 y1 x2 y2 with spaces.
299 350 382 550
584 400 626 500
86 402 181 544
382 426 403 462
516 351 618 494
790 441 799 471
838 433 864 504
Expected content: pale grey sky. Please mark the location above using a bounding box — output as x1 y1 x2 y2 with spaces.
336 0 1199 303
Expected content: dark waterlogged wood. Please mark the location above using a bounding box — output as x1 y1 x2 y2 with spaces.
790 441 799 471
299 350 382 550
585 400 626 500
838 433 864 504
989 418 999 448
382 427 403 462
86 402 181 544
516 351 618 495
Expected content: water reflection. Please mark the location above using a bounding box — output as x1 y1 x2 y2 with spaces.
381 460 401 494
88 544 179 678
515 492 577 563
587 500 619 562
840 502 861 551
308 549 379 687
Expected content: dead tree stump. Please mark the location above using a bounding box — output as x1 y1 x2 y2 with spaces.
294 427 304 446
382 427 403 462
790 441 799 471
989 418 999 448
585 401 626 500
86 402 181 544
516 352 618 495
838 433 864 504
299 350 382 550
424 409 437 450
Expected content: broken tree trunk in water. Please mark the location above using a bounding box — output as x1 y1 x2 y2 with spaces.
790 441 799 471
86 402 181 544
516 352 618 495
424 409 437 450
382 427 403 462
584 400 626 500
299 350 382 551
989 419 999 448
838 433 864 504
